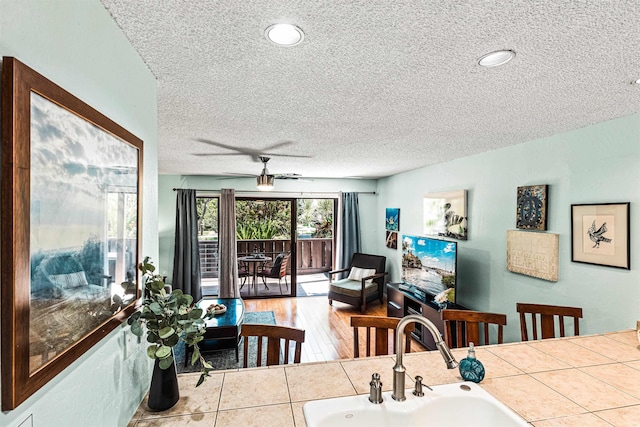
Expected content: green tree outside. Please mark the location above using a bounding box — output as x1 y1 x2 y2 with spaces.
195 197 334 240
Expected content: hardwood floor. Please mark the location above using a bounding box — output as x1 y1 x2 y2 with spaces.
243 295 426 363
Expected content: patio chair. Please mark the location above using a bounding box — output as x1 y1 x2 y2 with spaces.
238 261 250 289
328 253 387 312
258 252 290 294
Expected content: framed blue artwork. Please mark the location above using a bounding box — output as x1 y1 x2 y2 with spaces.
385 208 400 231
516 185 548 230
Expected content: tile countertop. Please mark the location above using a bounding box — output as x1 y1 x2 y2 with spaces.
128 330 640 427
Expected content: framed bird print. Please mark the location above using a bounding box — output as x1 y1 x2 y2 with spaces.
571 203 630 269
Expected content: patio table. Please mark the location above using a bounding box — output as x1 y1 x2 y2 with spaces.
238 255 272 296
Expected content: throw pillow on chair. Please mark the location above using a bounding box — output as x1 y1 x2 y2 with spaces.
347 267 376 283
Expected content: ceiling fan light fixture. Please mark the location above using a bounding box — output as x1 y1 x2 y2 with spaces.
478 50 516 67
265 23 304 46
256 156 275 190
256 174 275 191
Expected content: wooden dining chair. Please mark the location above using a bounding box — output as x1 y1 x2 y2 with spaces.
441 309 507 348
516 303 583 341
350 315 414 358
240 324 305 367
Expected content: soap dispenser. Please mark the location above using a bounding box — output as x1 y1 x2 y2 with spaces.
458 342 485 383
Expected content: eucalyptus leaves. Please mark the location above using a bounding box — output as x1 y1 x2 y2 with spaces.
128 257 213 386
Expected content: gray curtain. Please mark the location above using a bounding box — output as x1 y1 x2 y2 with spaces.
219 188 240 298
172 189 202 301
340 192 362 269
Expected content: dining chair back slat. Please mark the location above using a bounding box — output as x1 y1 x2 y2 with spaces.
350 315 414 357
441 309 507 348
516 303 583 341
240 323 305 367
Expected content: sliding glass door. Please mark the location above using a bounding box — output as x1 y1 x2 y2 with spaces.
295 198 335 297
196 197 219 296
236 197 296 298
195 194 336 299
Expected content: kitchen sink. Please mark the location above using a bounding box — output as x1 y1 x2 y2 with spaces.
303 382 528 427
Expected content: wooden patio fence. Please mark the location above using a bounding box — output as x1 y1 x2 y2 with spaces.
199 238 333 278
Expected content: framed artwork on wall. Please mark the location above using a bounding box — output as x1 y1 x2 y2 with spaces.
507 230 559 281
516 184 548 230
1 57 143 409
386 231 398 249
385 208 400 231
571 202 630 270
423 190 467 240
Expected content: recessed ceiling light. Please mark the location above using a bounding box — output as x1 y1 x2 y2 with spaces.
478 50 516 68
634 78 640 85
265 24 304 47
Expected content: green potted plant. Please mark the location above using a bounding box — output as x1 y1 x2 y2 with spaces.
128 257 213 411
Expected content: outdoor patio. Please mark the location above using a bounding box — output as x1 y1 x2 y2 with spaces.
201 272 329 298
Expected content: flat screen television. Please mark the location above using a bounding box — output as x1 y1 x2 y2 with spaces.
401 234 457 304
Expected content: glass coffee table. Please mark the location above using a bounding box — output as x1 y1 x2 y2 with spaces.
185 298 244 366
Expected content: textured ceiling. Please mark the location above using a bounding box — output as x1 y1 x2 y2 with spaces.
100 1 640 179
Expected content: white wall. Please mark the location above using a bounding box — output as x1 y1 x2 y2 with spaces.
377 113 640 342
158 175 379 282
0 1 157 425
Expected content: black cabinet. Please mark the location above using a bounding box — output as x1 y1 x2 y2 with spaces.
386 284 404 318
386 283 466 350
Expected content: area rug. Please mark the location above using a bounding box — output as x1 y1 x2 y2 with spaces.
175 310 276 373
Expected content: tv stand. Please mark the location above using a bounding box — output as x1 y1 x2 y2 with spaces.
386 282 466 350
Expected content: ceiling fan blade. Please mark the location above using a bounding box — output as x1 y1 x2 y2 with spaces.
195 138 245 151
274 173 301 179
195 138 261 156
192 152 246 157
276 176 313 182
260 153 313 159
215 173 255 179
225 172 256 177
193 138 312 163
261 141 293 151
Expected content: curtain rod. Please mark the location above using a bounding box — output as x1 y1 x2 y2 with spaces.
172 188 376 195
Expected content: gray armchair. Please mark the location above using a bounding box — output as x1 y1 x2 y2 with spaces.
328 253 387 312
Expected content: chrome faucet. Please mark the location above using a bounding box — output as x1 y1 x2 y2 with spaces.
368 373 383 404
392 315 458 401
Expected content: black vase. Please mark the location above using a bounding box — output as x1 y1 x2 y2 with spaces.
147 358 179 411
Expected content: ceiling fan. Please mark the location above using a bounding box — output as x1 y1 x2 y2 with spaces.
256 156 275 190
213 157 308 189
192 138 311 162
255 156 306 190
